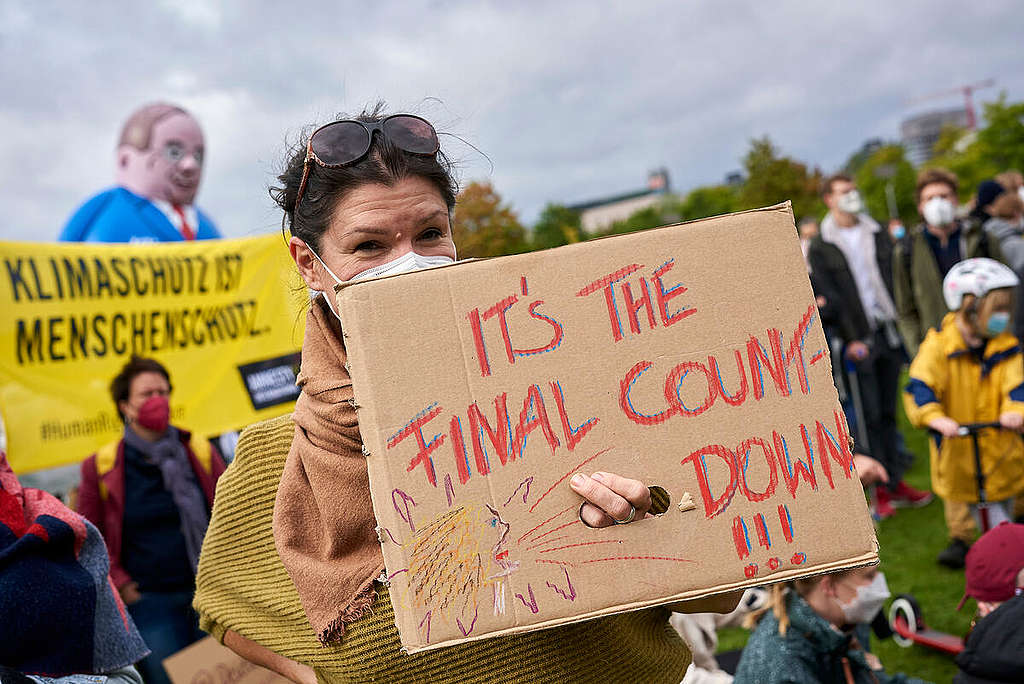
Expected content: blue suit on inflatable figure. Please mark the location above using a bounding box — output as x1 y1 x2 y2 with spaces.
60 102 221 243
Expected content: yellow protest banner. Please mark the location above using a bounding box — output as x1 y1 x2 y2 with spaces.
0 235 306 473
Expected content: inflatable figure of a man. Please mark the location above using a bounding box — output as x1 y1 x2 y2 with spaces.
60 102 221 242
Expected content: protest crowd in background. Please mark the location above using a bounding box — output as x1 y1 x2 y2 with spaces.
2 93 1024 684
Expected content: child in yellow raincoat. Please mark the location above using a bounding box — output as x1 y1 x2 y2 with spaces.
904 258 1024 542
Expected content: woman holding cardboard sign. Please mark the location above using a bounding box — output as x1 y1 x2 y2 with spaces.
194 106 737 682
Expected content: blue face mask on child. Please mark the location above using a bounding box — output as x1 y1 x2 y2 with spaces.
986 312 1010 336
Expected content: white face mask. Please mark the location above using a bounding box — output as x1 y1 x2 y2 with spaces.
837 572 890 625
836 189 864 214
345 250 456 282
922 197 955 227
307 246 456 320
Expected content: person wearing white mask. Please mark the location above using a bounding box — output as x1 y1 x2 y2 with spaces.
893 169 1007 569
734 567 925 684
808 174 932 522
893 168 1006 359
193 106 737 683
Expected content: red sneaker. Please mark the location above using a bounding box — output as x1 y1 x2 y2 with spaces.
889 481 934 508
873 487 896 521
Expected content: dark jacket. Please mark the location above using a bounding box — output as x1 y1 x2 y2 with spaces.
806 228 895 346
77 428 224 588
734 593 926 684
892 219 1004 357
954 593 1024 683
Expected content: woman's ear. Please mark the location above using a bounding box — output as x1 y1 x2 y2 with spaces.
289 237 324 291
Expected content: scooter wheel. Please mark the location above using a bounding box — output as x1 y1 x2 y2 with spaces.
889 594 923 648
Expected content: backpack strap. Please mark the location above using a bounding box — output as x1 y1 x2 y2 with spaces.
188 434 213 473
94 440 120 502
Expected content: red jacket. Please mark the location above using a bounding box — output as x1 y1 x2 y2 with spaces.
77 429 225 588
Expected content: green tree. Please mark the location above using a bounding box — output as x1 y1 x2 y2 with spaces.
976 95 1024 172
842 141 883 178
530 203 582 251
602 204 669 236
739 136 824 221
676 185 740 221
854 144 917 227
927 96 1024 201
452 181 527 258
928 126 995 201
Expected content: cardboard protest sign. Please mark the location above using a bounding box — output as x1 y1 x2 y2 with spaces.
163 636 290 684
0 235 305 473
336 203 878 652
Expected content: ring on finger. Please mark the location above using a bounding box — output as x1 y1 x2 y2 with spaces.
611 504 636 525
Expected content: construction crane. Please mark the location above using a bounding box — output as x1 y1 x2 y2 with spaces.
905 79 996 130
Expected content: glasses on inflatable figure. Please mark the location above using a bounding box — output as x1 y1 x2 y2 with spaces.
294 115 440 211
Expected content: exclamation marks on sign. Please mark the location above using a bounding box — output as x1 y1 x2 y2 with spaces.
733 504 804 578
732 516 751 559
778 504 794 542
754 513 771 550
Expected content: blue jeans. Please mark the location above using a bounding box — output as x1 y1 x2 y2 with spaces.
126 591 203 684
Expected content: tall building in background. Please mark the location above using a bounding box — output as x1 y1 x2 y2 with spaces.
900 107 968 166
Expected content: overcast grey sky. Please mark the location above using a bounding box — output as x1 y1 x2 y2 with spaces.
1 0 1021 241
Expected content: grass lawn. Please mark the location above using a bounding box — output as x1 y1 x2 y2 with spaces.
716 388 974 682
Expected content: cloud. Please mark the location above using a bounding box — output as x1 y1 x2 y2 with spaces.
1 0 1022 241
157 0 223 31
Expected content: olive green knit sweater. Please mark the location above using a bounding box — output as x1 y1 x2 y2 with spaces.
194 414 692 683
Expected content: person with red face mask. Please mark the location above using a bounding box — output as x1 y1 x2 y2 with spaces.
77 356 225 684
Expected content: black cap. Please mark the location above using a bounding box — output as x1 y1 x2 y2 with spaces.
977 179 1006 209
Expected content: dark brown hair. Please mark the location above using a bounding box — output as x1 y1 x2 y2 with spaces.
916 168 959 203
270 103 458 253
821 173 853 197
110 356 171 420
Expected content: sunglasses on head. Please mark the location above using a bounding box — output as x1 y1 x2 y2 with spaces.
294 114 440 211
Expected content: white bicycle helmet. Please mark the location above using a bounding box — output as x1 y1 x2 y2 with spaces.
942 257 1020 311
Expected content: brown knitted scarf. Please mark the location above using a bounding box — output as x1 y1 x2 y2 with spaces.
273 297 385 645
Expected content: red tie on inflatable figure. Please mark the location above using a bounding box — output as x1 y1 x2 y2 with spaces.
173 205 196 241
